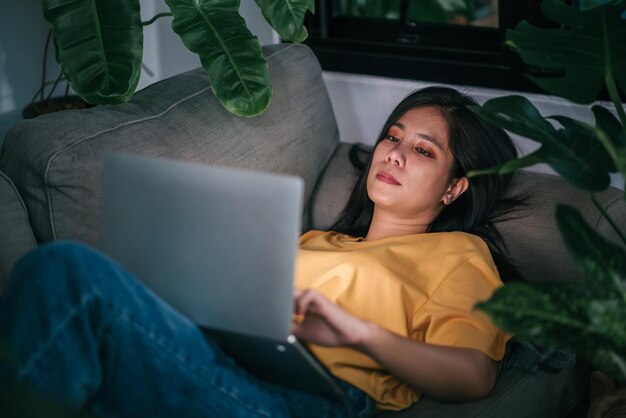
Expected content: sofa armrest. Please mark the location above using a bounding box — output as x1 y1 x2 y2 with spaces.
0 170 36 294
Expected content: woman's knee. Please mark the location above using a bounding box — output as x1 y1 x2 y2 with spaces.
7 241 108 299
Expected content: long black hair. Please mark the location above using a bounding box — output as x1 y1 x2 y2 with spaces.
330 86 525 281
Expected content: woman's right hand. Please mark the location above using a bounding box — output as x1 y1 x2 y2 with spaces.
292 288 373 348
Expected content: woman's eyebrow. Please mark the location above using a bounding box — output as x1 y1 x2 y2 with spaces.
416 133 443 150
393 122 443 150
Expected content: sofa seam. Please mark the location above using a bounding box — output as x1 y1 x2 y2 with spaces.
264 42 295 59
593 194 624 232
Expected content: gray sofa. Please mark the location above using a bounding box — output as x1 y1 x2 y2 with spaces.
1 43 624 417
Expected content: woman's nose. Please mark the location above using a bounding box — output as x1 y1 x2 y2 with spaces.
386 144 406 166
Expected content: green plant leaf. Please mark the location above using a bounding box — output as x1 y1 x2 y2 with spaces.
255 0 314 43
165 0 271 117
469 96 557 143
618 147 626 193
592 106 626 148
407 0 447 23
477 282 599 343
556 204 626 300
549 115 617 172
477 282 626 380
467 152 543 177
592 106 626 185
43 0 143 105
579 0 619 11
506 0 626 104
470 96 611 190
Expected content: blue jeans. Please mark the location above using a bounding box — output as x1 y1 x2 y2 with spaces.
0 242 376 418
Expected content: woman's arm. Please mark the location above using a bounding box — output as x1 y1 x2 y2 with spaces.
293 289 498 402
358 321 498 401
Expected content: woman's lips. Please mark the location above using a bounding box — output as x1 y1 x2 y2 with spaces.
376 172 401 185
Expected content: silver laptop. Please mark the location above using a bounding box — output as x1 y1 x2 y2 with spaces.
98 152 343 396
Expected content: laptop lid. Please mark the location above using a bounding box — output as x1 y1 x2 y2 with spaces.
98 152 303 341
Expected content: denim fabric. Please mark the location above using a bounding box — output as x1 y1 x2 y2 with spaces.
0 242 376 418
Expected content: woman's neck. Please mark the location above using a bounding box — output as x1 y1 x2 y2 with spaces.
364 207 433 241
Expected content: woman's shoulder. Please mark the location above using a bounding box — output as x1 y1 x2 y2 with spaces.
382 231 490 254
400 232 495 267
435 231 490 251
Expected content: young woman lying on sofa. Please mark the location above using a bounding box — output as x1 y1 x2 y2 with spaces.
0 87 521 417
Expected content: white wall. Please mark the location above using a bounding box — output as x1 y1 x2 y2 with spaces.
0 0 278 145
0 0 57 143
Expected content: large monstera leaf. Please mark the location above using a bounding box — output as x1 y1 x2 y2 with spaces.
43 0 143 105
477 205 626 380
165 0 271 117
468 96 620 191
255 0 314 43
506 0 626 104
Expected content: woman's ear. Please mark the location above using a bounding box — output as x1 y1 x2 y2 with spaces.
442 177 469 205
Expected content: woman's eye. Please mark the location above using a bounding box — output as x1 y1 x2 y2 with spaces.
385 135 399 142
415 147 432 157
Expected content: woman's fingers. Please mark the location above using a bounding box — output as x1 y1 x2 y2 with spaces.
292 289 371 347
293 289 329 316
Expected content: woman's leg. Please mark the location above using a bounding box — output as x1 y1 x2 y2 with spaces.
0 242 374 418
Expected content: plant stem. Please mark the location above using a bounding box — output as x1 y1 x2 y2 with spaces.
602 7 626 130
142 12 173 26
594 124 619 164
38 29 53 104
591 193 626 246
606 74 626 131
45 71 64 102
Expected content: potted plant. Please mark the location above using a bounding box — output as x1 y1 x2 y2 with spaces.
465 0 625 386
42 0 314 117
22 29 94 119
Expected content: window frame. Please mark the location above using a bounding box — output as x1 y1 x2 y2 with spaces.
303 0 560 94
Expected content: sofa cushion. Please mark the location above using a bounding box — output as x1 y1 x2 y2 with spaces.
311 143 626 283
497 171 625 283
376 358 588 418
310 143 363 231
0 171 36 293
0 43 338 245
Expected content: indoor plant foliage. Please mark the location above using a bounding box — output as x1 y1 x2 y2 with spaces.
468 0 626 380
42 0 313 117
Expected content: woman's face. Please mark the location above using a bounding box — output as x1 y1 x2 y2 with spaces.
366 106 463 223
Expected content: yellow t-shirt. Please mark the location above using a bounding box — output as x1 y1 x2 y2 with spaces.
295 230 510 411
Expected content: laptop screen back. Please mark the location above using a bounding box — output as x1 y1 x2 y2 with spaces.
98 153 304 341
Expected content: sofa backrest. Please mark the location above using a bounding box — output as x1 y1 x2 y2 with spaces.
311 143 626 283
0 44 338 248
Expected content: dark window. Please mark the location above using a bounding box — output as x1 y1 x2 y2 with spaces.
304 0 560 94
